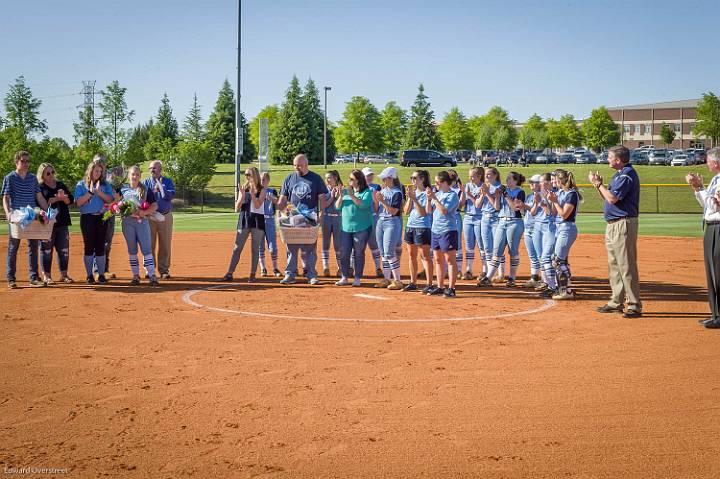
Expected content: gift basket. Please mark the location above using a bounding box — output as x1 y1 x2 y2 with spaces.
277 204 319 244
8 206 58 240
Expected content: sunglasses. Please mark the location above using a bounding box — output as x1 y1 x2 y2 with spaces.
45 171 55 175
19 159 30 164
410 176 418 180
244 172 252 176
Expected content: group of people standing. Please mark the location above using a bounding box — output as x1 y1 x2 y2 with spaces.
2 151 175 288
221 153 583 300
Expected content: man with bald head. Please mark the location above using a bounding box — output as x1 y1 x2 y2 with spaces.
278 154 326 284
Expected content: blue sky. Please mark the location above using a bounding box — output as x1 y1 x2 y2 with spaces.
1 0 718 142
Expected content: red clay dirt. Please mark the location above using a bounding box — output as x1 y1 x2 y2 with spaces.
0 232 716 478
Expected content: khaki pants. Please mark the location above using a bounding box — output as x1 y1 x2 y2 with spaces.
604 217 642 312
149 212 173 275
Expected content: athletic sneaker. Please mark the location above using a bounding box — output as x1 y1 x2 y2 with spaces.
160 273 171 280
43 276 54 286
443 287 456 298
402 283 418 292
29 278 46 287
534 282 549 291
260 267 268 277
107 272 117 280
462 271 474 280
335 277 350 286
387 280 404 290
247 276 257 283
476 276 491 287
273 268 282 278
352 278 362 287
219 273 233 282
86 276 96 285
426 285 443 296
523 278 541 288
97 275 108 284
130 276 141 286
421 284 434 294
280 275 296 285
506 278 516 288
309 277 320 285
7 280 17 289
539 288 558 298
375 279 391 288
376 268 384 279
60 275 74 284
552 289 576 300
149 276 160 287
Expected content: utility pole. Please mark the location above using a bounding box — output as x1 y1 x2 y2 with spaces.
323 86 331 169
234 0 243 202
78 80 97 145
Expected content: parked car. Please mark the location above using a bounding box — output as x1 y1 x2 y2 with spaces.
575 153 597 164
596 151 608 164
629 150 649 165
453 150 473 162
557 153 575 164
401 149 457 167
334 155 354 164
363 154 385 164
670 154 693 166
534 153 557 164
648 150 669 165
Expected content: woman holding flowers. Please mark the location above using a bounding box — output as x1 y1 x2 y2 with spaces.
74 161 115 284
118 165 159 286
37 162 74 284
221 167 267 282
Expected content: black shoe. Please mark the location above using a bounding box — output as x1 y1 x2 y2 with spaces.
86 276 96 285
97 275 108 284
7 280 17 289
596 304 624 314
420 284 433 294
704 319 720 329
443 287 456 298
219 273 233 282
506 278 515 288
149 276 160 287
622 310 642 318
426 285 443 296
402 283 418 292
698 317 715 325
160 273 171 280
539 288 557 298
130 276 141 286
476 276 490 287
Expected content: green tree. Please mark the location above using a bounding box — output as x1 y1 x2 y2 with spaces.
559 114 583 148
300 78 325 163
403 84 442 150
438 107 473 152
473 106 514 151
205 79 254 164
39 137 82 183
144 93 179 161
492 126 517 151
582 106 620 152
519 114 547 150
335 96 383 161
3 75 47 138
165 140 216 192
660 122 676 148
694 91 720 147
546 118 564 149
0 127 33 175
249 104 280 156
270 76 308 165
379 101 407 152
122 120 152 165
98 80 134 164
476 124 494 150
73 103 103 157
467 115 485 147
182 93 204 142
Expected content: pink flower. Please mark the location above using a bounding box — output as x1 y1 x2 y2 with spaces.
140 201 149 210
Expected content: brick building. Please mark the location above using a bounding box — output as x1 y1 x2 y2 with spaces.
607 99 710 149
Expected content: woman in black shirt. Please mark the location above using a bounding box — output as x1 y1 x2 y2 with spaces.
37 163 74 284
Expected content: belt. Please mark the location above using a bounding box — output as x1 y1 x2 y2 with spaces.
606 217 627 224
706 221 720 226
159 211 172 215
500 217 521 221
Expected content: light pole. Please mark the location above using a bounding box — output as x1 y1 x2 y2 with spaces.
323 86 331 169
234 0 243 201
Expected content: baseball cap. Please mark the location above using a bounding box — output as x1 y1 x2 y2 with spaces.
378 167 398 180
529 174 542 183
361 167 374 176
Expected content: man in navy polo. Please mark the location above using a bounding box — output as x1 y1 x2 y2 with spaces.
144 160 175 279
2 151 49 288
589 145 643 318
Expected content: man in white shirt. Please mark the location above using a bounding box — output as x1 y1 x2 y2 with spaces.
686 147 720 329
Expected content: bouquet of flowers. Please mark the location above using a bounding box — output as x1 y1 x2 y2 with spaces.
9 206 58 228
106 165 127 192
102 198 150 222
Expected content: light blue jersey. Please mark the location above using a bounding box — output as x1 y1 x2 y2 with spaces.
431 190 459 234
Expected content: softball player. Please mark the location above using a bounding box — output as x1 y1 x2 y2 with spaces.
476 167 502 286
258 172 281 277
462 167 484 279
374 167 405 290
545 169 581 299
362 167 384 278
531 172 558 294
478 172 526 287
522 174 543 288
425 170 460 298
320 170 343 277
448 169 465 277
402 169 433 292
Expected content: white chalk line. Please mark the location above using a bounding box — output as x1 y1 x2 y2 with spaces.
180 283 557 323
353 293 389 300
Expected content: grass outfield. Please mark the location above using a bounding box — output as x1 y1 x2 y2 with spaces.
2 212 702 237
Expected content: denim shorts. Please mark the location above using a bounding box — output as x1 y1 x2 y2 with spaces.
404 227 432 246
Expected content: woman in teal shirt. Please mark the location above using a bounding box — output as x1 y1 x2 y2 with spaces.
333 169 373 287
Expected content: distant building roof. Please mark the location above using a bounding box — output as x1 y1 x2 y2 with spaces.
607 99 699 110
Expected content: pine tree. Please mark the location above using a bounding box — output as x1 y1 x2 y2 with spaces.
300 78 325 164
270 76 308 165
403 84 442 150
182 93 204 142
206 79 253 164
3 75 47 139
98 80 134 164
144 93 179 162
122 120 152 165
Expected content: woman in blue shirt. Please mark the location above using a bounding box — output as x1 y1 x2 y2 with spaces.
402 170 433 293
462 167 484 279
546 169 582 300
425 171 460 298
258 172 281 278
530 172 558 294
475 167 502 285
520 175 543 288
320 170 343 278
74 161 115 284
478 172 526 287
374 167 405 290
119 165 159 286
448 169 466 279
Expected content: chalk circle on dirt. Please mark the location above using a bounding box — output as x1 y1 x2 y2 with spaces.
181 283 557 323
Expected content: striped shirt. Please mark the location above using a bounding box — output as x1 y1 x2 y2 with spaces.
1 171 40 210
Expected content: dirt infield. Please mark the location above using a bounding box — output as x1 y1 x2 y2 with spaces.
1 231 716 478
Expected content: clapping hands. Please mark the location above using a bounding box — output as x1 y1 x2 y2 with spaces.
547 190 558 203
588 171 603 188
686 172 703 189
